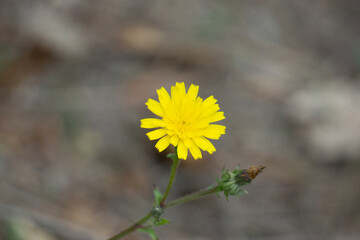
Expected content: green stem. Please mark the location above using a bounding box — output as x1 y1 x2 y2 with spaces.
160 147 180 207
164 185 221 209
106 148 181 240
106 213 152 240
106 184 221 240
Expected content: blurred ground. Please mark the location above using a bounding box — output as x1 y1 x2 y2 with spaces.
1 1 360 240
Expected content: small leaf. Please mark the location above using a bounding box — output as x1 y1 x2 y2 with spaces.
206 185 214 190
167 153 176 160
138 228 159 240
153 187 163 206
155 218 171 226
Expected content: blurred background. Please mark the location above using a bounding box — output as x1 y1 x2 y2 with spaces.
1 0 360 240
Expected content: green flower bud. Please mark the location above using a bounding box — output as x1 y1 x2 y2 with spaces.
151 206 163 220
217 165 265 200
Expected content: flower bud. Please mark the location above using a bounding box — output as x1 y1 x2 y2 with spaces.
217 165 265 200
151 206 163 220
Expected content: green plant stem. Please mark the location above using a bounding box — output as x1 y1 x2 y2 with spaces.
105 185 221 240
105 162 265 240
164 185 221 209
159 147 180 207
106 148 181 240
106 213 152 240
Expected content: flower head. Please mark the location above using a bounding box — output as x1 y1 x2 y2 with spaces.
141 82 226 160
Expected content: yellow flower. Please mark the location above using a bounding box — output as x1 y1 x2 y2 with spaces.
141 82 226 160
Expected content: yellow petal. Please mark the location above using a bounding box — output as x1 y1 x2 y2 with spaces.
164 102 178 122
207 124 226 135
170 135 179 146
176 82 186 96
171 82 186 104
185 129 204 138
204 124 226 139
141 118 166 129
177 140 188 160
157 87 171 108
155 135 171 152
187 84 199 101
207 111 225 123
190 112 224 128
189 145 202 160
146 98 164 117
193 137 216 154
190 112 225 129
202 104 220 117
166 129 175 136
203 128 222 139
189 118 210 129
183 137 194 148
187 98 204 122
146 129 167 140
203 96 217 108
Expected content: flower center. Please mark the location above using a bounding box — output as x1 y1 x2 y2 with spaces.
174 120 189 137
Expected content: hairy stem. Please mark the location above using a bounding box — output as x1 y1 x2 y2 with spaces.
160 147 180 207
164 185 221 209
